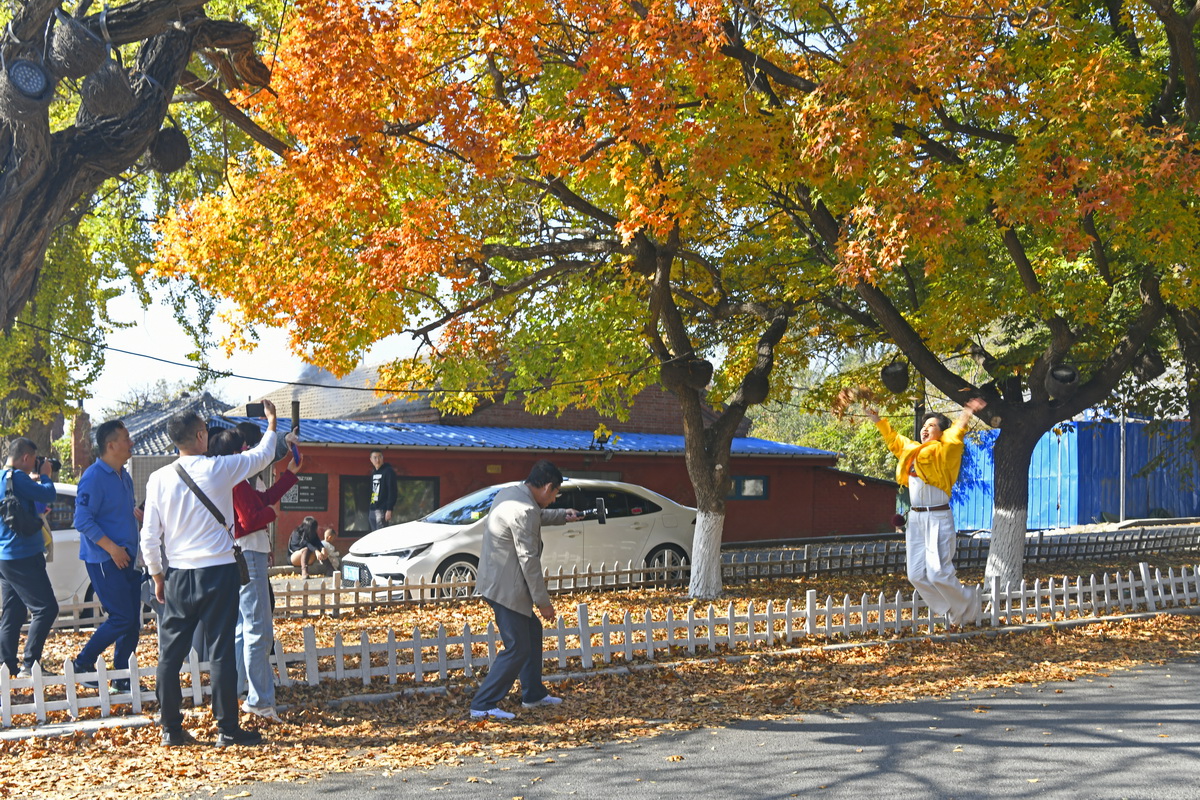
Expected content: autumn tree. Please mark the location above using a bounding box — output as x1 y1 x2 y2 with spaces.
154 0 841 598
0 0 288 436
156 0 1200 593
710 0 1200 586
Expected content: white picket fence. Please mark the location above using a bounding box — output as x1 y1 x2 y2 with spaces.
3 562 1197 728
42 523 1200 628
271 560 688 618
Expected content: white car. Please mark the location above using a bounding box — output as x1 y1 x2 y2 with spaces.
341 479 696 597
44 483 94 604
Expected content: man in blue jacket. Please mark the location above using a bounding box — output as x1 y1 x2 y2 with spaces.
0 438 57 677
72 420 142 691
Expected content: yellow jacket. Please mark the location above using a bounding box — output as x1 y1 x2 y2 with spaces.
875 418 966 495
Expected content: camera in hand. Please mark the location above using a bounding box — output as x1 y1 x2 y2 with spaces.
245 402 265 417
578 498 607 524
35 456 61 474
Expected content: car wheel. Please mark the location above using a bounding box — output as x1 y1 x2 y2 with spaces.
434 555 479 599
644 545 689 587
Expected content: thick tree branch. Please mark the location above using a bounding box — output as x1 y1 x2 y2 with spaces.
719 22 818 94
1057 272 1165 415
1145 0 1200 123
519 177 622 229
179 71 290 156
855 278 988 416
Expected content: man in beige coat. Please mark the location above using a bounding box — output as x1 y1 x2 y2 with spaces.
470 460 581 719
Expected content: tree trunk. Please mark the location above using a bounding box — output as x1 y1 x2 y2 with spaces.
689 510 725 598
983 426 1041 589
674 384 732 601
1168 307 1200 467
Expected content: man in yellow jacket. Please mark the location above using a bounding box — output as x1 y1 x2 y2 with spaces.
866 398 986 629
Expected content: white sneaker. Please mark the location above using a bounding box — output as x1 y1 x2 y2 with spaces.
521 695 562 708
241 701 282 722
470 707 515 719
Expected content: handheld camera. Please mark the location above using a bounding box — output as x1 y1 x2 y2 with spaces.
578 497 607 524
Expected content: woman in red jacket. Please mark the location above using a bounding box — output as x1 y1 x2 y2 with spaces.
211 425 302 722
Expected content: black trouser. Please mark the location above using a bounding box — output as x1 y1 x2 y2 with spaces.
157 563 240 733
0 553 59 675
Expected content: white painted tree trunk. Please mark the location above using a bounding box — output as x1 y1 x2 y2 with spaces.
983 427 1038 590
984 505 1025 590
688 510 724 600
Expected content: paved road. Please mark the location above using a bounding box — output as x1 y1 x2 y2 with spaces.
203 658 1200 800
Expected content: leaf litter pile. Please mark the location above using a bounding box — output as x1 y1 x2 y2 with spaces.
3 557 1199 799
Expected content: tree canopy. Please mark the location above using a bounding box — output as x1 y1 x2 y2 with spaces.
0 0 291 437
156 0 1200 589
156 0 837 597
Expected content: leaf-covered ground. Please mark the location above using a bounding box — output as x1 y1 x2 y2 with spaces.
3 557 1197 799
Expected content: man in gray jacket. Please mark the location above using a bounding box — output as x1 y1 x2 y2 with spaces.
470 460 581 719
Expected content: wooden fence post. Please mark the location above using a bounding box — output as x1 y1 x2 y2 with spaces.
275 635 292 687
804 589 817 637
360 631 372 686
577 603 593 669
303 626 319 686
1139 562 1157 612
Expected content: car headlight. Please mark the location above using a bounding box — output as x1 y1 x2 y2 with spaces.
367 544 431 560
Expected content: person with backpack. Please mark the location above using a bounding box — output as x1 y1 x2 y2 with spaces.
0 438 57 677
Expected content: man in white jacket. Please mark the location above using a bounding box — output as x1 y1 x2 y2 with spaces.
141 401 279 747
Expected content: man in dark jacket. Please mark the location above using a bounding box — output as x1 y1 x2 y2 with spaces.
368 450 398 530
0 437 57 677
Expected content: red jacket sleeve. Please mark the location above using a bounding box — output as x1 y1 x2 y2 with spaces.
232 471 298 538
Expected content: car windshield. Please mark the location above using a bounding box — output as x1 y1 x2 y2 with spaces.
423 486 502 525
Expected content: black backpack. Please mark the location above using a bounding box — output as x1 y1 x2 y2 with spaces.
1 470 45 538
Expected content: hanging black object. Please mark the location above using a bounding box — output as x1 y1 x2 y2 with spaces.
880 361 910 394
81 48 135 117
147 125 191 173
1133 348 1165 383
49 8 106 79
1044 364 1079 399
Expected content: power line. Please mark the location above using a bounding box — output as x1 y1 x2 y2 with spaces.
13 318 659 399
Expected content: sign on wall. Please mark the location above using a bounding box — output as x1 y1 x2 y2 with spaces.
280 473 328 512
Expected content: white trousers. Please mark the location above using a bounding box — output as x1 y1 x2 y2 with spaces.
906 509 975 624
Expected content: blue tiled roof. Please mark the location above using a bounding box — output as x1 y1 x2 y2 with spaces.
126 392 232 455
212 417 835 459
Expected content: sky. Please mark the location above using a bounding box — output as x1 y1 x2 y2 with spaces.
81 284 414 418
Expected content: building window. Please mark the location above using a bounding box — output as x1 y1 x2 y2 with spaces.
339 475 439 536
728 476 768 500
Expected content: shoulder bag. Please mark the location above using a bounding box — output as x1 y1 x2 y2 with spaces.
174 463 251 585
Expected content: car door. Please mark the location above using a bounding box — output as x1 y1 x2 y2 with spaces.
540 488 585 575
44 484 89 602
580 488 660 568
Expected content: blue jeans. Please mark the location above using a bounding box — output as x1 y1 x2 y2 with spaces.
0 553 58 674
369 509 389 531
75 559 143 672
470 600 549 711
235 549 275 708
